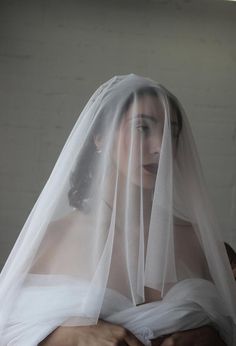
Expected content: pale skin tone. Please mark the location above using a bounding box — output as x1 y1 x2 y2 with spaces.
39 95 226 346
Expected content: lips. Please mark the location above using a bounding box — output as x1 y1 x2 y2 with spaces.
143 163 158 175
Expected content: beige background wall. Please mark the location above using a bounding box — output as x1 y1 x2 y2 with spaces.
0 0 235 268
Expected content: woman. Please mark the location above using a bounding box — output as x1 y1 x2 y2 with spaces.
0 74 235 345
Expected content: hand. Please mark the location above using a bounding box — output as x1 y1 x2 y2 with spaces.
39 319 144 346
150 326 226 346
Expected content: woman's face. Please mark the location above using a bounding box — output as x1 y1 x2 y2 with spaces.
112 95 165 189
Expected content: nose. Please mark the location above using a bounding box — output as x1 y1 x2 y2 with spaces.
149 134 162 156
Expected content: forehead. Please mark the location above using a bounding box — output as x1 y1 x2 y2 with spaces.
125 94 165 122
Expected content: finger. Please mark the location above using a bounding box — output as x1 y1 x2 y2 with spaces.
150 337 163 346
103 339 128 346
151 333 174 346
160 336 176 346
124 330 145 346
117 341 129 346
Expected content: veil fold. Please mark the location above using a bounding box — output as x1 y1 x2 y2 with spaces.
0 74 235 345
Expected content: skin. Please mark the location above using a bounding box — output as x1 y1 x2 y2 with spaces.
111 94 164 189
150 326 226 346
39 322 226 346
39 320 144 346
39 95 227 346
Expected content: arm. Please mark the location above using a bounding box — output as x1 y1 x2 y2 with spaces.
151 326 226 346
39 320 144 346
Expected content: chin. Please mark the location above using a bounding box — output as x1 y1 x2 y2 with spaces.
142 171 157 189
131 175 156 190
142 181 156 190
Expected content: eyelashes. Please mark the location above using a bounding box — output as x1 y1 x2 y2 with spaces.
136 125 150 134
135 119 152 135
135 121 178 136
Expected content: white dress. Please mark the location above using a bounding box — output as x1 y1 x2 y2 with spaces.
3 274 233 346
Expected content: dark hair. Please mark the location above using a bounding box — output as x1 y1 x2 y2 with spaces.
68 86 183 211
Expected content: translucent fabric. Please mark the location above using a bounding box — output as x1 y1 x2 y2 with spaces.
0 74 235 345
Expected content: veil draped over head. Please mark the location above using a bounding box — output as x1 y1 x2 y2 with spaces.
0 74 236 345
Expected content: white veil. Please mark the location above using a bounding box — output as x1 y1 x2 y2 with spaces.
0 74 235 345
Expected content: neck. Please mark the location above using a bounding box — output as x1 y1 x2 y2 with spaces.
102 167 153 234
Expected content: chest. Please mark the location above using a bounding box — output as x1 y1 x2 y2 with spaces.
107 231 162 304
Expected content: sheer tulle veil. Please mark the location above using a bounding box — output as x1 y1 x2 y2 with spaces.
0 74 235 345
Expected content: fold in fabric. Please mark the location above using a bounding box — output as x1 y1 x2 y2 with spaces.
1 74 236 345
3 276 233 346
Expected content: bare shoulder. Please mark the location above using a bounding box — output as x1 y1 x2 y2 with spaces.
173 216 211 277
48 209 89 232
174 216 192 227
173 217 201 243
31 209 92 273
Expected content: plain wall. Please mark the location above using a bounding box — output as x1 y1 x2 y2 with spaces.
0 0 236 268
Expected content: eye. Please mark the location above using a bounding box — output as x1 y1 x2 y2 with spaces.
136 125 150 134
136 122 150 135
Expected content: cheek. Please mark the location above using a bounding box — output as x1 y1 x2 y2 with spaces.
111 127 128 170
113 128 142 172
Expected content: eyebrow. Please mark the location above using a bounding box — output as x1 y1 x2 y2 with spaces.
129 114 159 123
